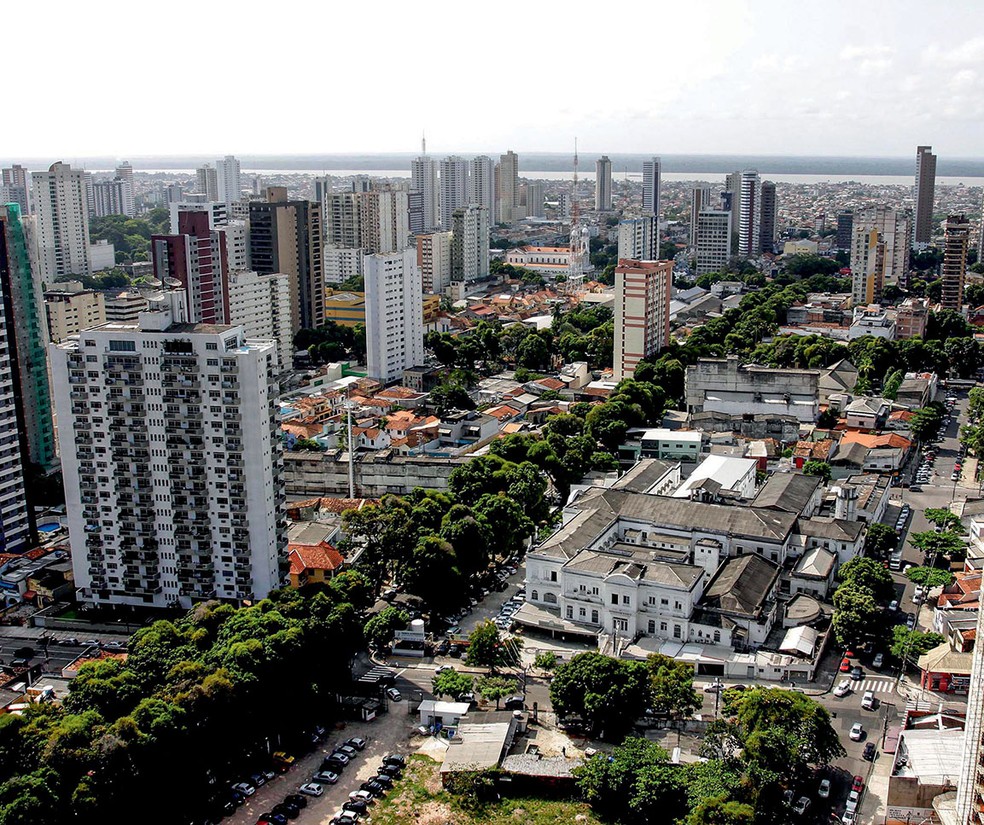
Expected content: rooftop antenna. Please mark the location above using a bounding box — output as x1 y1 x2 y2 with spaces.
567 138 590 293
422 132 426 156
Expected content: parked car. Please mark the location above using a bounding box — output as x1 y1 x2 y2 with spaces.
232 782 256 797
336 745 358 759
329 751 351 766
348 790 375 805
792 797 811 816
846 790 861 812
906 614 916 630
872 652 884 668
863 742 877 760
842 811 857 825
386 687 403 702
850 723 864 741
298 783 324 797
371 774 394 789
852 775 864 792
284 794 308 810
888 600 898 612
360 780 385 796
346 737 368 751
839 658 851 672
343 800 369 815
833 679 852 697
862 690 877 710
818 779 831 799
378 762 402 778
313 771 339 785
850 666 864 681
249 772 267 787
383 754 406 768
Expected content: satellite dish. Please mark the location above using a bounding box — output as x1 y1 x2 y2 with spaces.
164 277 182 288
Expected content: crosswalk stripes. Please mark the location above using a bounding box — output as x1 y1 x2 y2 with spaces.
857 678 895 694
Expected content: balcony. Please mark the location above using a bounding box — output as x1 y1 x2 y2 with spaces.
565 591 602 605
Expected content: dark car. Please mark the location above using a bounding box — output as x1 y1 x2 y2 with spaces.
272 803 299 820
330 816 358 825
323 756 347 773
435 640 451 656
448 645 463 658
372 774 394 789
336 745 359 759
284 794 307 810
863 742 877 761
343 800 369 815
378 762 402 778
383 754 406 767
361 780 385 795
850 666 864 681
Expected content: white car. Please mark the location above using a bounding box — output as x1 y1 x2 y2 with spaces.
833 679 852 697
386 687 403 702
299 782 324 797
846 790 861 812
842 811 857 824
349 790 375 805
850 722 865 741
861 690 877 711
818 778 831 799
792 797 811 816
872 652 884 668
231 782 255 796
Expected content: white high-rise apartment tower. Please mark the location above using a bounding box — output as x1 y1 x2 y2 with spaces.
115 161 135 217
417 231 453 294
410 152 438 231
524 182 545 218
617 216 657 261
226 270 293 370
695 210 733 276
850 207 911 301
451 205 490 284
216 156 242 204
595 156 613 211
737 170 760 257
642 157 661 216
439 156 468 230
468 156 495 219
196 164 218 200
49 297 287 609
32 162 92 279
690 186 712 247
364 248 424 384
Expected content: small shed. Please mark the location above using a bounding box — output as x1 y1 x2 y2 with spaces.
418 700 472 728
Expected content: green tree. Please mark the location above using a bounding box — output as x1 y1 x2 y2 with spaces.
801 460 831 483
465 621 521 673
687 794 756 825
831 587 882 647
474 675 518 709
432 669 474 700
864 522 897 558
533 651 558 672
573 737 688 824
890 626 945 662
647 653 701 719
402 535 464 612
362 606 409 650
905 566 955 587
910 406 943 442
838 556 895 602
727 688 845 773
924 508 962 532
910 530 966 561
549 652 651 739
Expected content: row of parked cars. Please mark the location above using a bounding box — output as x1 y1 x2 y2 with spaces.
297 752 406 825
494 588 526 631
787 772 866 823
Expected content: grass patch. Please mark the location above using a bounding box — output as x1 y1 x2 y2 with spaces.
370 754 603 825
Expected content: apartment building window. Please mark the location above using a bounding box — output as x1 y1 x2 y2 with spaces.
579 608 586 618
622 595 630 605
648 596 656 605
673 625 682 639
675 601 682 610
531 590 538 601
661 598 669 606
550 571 557 582
713 631 721 643
592 610 599 624
566 606 573 619
648 620 655 634
660 622 667 632
611 593 618 605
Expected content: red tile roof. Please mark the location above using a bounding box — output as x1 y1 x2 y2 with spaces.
288 543 344 575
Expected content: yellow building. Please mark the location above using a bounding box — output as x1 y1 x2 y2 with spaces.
287 543 344 588
323 289 366 327
324 288 441 329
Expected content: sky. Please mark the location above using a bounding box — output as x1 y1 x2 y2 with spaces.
8 0 984 160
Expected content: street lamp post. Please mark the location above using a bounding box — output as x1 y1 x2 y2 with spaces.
713 676 723 718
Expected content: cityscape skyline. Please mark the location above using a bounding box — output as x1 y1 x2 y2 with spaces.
6 1 984 157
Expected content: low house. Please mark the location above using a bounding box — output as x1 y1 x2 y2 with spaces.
752 473 823 517
691 555 782 650
672 455 758 502
790 547 838 598
621 428 702 463
844 397 891 430
796 517 865 565
287 543 344 588
418 700 472 729
916 641 973 694
440 712 523 781
886 728 962 825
